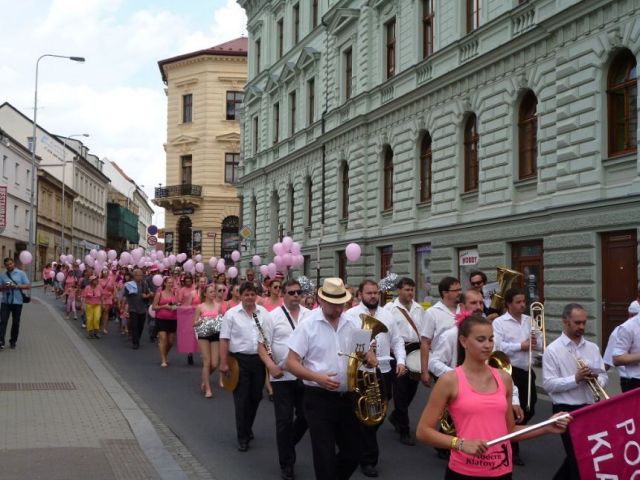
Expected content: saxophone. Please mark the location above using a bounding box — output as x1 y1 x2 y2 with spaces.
343 314 389 427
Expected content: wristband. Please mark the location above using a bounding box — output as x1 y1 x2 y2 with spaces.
450 436 458 450
457 438 465 451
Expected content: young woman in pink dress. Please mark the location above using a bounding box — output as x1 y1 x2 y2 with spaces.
152 277 178 367
416 314 570 479
99 270 116 334
178 274 200 306
64 272 79 320
193 283 228 398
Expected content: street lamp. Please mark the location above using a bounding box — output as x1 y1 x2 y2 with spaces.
29 54 85 278
60 133 89 255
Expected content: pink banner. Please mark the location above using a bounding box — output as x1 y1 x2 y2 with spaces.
176 306 198 354
569 388 640 480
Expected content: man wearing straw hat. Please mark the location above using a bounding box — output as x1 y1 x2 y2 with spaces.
287 278 377 480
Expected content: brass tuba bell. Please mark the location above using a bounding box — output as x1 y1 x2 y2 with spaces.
490 267 523 311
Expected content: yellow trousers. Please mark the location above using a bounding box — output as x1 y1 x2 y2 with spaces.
85 303 102 331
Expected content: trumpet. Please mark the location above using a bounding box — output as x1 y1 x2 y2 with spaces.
527 302 545 411
574 355 609 402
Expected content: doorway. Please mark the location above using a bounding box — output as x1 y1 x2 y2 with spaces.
601 230 637 347
221 216 240 262
177 216 192 256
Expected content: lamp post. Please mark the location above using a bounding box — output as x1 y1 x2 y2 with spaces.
29 54 85 278
60 133 89 255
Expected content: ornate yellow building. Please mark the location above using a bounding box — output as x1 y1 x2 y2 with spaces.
155 38 248 259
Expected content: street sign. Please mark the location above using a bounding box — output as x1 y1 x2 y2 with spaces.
240 225 253 239
206 232 216 238
147 225 158 235
173 207 194 215
147 235 158 246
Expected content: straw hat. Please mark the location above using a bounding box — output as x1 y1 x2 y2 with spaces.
317 278 352 305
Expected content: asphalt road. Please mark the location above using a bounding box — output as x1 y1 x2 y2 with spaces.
44 294 568 480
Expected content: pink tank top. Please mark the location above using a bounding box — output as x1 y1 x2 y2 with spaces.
262 296 283 312
448 366 512 477
156 293 178 320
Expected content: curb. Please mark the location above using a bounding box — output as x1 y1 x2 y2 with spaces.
36 296 190 480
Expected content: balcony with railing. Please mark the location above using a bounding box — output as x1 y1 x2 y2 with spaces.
152 183 203 211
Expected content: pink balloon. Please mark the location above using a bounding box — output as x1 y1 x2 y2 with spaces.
120 252 132 264
19 251 33 265
283 253 293 266
228 266 238 279
168 254 176 265
97 250 107 262
252 255 261 266
294 254 304 267
195 262 204 273
345 242 362 262
274 255 284 268
208 257 217 268
195 254 202 262
216 262 226 274
290 242 301 255
231 250 241 262
107 250 118 260
156 250 164 259
259 265 269 277
152 274 163 287
267 263 277 278
273 242 283 255
49 270 56 279
177 253 187 263
90 249 98 258
79 264 85 271
282 236 293 251
56 272 65 282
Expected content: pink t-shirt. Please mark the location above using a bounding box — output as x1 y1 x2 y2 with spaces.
448 366 512 477
100 278 115 305
82 285 103 305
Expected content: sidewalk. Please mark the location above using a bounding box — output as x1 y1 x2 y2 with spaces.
0 290 190 480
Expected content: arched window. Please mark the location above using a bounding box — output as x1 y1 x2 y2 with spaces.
383 146 394 210
341 162 349 219
518 90 538 179
464 114 479 192
420 132 432 202
608 50 637 156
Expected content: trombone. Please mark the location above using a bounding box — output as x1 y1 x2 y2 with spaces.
527 302 546 411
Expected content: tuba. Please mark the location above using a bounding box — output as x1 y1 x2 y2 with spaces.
439 351 512 434
344 314 389 427
490 267 523 311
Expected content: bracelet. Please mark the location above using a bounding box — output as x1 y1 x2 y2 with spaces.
450 436 458 450
457 438 465 451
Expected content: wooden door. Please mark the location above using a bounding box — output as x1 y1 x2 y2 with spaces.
601 230 637 347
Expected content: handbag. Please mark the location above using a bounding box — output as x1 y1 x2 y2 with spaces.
195 314 222 338
6 271 30 303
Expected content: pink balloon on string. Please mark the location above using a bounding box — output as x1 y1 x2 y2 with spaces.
216 261 226 274
168 255 176 265
152 274 163 287
259 265 269 277
49 270 56 279
283 253 293 266
56 272 65 282
208 257 217 268
273 242 283 255
274 255 284 269
97 250 107 262
79 264 85 272
231 250 241 262
195 254 202 262
290 242 301 255
107 250 117 260
177 253 187 263
345 243 362 262
282 236 293 251
252 255 261 266
90 249 98 258
156 250 164 259
294 255 304 267
195 262 204 273
227 266 238 279
19 251 33 265
267 263 277 278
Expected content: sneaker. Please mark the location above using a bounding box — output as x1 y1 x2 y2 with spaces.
0 343 4 350
81 323 86 328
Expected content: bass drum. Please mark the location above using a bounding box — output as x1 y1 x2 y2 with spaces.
405 349 422 381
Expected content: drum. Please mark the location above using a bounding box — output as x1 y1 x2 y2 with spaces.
405 349 422 380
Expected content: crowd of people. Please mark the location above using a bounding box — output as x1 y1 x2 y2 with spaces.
2 256 639 480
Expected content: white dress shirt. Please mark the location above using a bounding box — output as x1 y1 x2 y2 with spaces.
220 303 270 355
384 298 425 344
347 303 405 374
421 300 460 344
493 312 542 370
603 326 627 377
613 313 640 379
288 308 361 392
262 305 310 382
542 333 608 405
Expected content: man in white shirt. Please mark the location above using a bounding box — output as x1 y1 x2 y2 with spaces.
420 276 461 388
286 278 377 480
220 282 270 452
384 277 425 447
627 282 640 318
258 279 310 480
542 303 608 480
347 279 405 478
492 287 542 465
613 310 640 393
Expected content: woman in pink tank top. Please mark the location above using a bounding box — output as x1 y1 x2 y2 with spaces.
260 279 283 311
416 314 570 479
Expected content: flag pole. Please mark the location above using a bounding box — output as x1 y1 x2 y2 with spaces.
487 413 571 447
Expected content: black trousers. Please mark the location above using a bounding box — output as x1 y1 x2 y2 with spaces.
552 403 585 480
304 386 363 480
510 366 536 457
361 370 393 467
0 303 23 346
620 377 640 393
233 353 265 443
272 380 307 468
129 311 146 347
390 357 419 434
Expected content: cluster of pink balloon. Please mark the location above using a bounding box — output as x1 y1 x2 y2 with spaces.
252 236 304 279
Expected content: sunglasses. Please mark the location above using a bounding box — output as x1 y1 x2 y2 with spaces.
286 290 301 296
217 289 225 293
272 285 281 289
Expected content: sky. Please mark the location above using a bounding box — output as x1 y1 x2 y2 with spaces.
0 0 247 227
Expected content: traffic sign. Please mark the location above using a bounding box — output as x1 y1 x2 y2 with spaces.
147 235 158 246
240 225 253 239
147 225 158 235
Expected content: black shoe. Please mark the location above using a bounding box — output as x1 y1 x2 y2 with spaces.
388 414 402 433
132 344 140 350
249 431 254 441
513 455 525 466
280 465 294 480
361 464 378 477
187 354 194 365
237 441 249 452
9 343 16 349
399 433 416 446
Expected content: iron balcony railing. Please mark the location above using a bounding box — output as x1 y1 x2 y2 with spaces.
154 183 202 198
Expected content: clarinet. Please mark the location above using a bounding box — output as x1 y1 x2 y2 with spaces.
252 312 272 358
